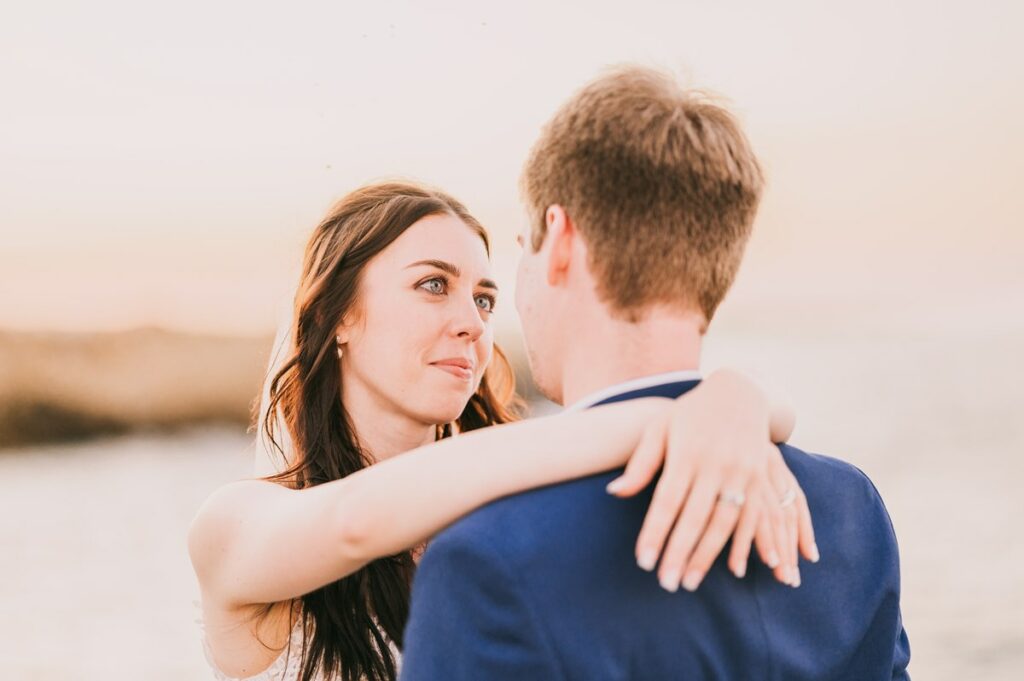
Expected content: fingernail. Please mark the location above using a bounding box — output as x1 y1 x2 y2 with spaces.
809 544 820 563
733 562 746 579
791 567 801 588
637 549 658 572
682 571 702 592
659 572 681 593
605 478 624 494
767 551 780 569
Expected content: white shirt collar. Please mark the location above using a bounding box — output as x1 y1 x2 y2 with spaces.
562 369 702 413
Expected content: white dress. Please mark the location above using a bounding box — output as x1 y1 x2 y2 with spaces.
203 617 313 681
201 615 401 681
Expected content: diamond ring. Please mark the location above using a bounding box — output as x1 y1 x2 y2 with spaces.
718 490 746 507
779 487 797 508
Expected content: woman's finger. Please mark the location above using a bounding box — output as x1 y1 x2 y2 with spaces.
795 488 819 563
767 451 802 586
607 416 669 497
655 476 720 592
753 483 794 586
782 502 800 586
679 480 749 589
633 453 696 572
766 483 797 586
774 493 799 585
752 507 783 580
769 445 818 563
727 494 761 579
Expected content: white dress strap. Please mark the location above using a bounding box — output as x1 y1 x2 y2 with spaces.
202 617 309 681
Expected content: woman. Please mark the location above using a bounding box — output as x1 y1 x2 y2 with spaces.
189 182 815 681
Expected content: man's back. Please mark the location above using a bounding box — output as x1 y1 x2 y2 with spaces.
400 384 911 680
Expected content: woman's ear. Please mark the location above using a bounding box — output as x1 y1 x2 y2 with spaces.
335 317 354 358
335 305 361 345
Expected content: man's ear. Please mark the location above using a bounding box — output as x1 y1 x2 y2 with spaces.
545 205 575 287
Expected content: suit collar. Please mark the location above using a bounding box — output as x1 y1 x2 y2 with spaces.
562 370 702 411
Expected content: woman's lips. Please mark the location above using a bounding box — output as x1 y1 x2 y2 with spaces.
431 360 473 381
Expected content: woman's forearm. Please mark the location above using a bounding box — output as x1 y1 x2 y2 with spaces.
700 368 794 444
332 397 673 565
325 369 793 574
769 401 796 444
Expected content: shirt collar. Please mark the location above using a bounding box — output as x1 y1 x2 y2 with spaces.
562 369 703 413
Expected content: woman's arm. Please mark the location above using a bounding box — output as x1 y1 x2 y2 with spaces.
770 401 796 444
190 369 815 609
189 397 674 609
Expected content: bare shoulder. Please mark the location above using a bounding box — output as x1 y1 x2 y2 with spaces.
187 480 289 579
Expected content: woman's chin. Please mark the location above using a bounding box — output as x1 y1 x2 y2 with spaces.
403 375 478 425
438 404 472 424
417 394 474 426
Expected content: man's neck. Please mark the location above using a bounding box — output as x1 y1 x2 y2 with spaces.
559 309 704 407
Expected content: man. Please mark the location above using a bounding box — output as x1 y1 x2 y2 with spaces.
400 66 911 680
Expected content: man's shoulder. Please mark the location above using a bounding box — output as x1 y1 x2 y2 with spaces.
780 443 902 554
425 473 616 565
780 443 891 508
426 444 900 569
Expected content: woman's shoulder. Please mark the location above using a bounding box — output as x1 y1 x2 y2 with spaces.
191 479 289 533
187 479 291 580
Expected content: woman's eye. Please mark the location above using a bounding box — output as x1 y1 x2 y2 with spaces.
420 278 446 295
475 295 495 313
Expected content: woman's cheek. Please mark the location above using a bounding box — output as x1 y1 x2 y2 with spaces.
479 330 494 368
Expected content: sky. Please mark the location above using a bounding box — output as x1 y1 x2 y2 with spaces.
1 0 1021 336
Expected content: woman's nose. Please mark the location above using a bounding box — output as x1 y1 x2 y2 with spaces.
450 296 486 341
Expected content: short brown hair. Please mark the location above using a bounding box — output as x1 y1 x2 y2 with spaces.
521 66 764 323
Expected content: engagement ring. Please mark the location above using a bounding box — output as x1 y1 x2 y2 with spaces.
718 490 746 507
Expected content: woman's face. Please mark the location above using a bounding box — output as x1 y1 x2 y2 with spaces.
338 213 497 425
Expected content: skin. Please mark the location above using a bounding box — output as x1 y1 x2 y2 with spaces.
190 211 815 678
335 213 498 460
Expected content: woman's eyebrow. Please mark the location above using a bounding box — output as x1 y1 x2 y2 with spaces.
405 259 460 277
405 259 498 291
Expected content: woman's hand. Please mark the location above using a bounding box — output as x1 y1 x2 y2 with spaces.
605 369 819 592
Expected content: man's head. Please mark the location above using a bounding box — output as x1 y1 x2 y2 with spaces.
514 66 765 402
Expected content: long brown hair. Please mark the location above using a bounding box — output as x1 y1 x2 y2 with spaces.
261 182 520 681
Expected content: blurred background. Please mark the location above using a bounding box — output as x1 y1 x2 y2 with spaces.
2 1 1022 678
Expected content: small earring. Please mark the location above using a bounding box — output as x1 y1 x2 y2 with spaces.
336 335 344 359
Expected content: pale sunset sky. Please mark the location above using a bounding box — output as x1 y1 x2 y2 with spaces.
2 0 1021 337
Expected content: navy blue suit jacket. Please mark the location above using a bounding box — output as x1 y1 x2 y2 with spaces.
400 380 911 680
